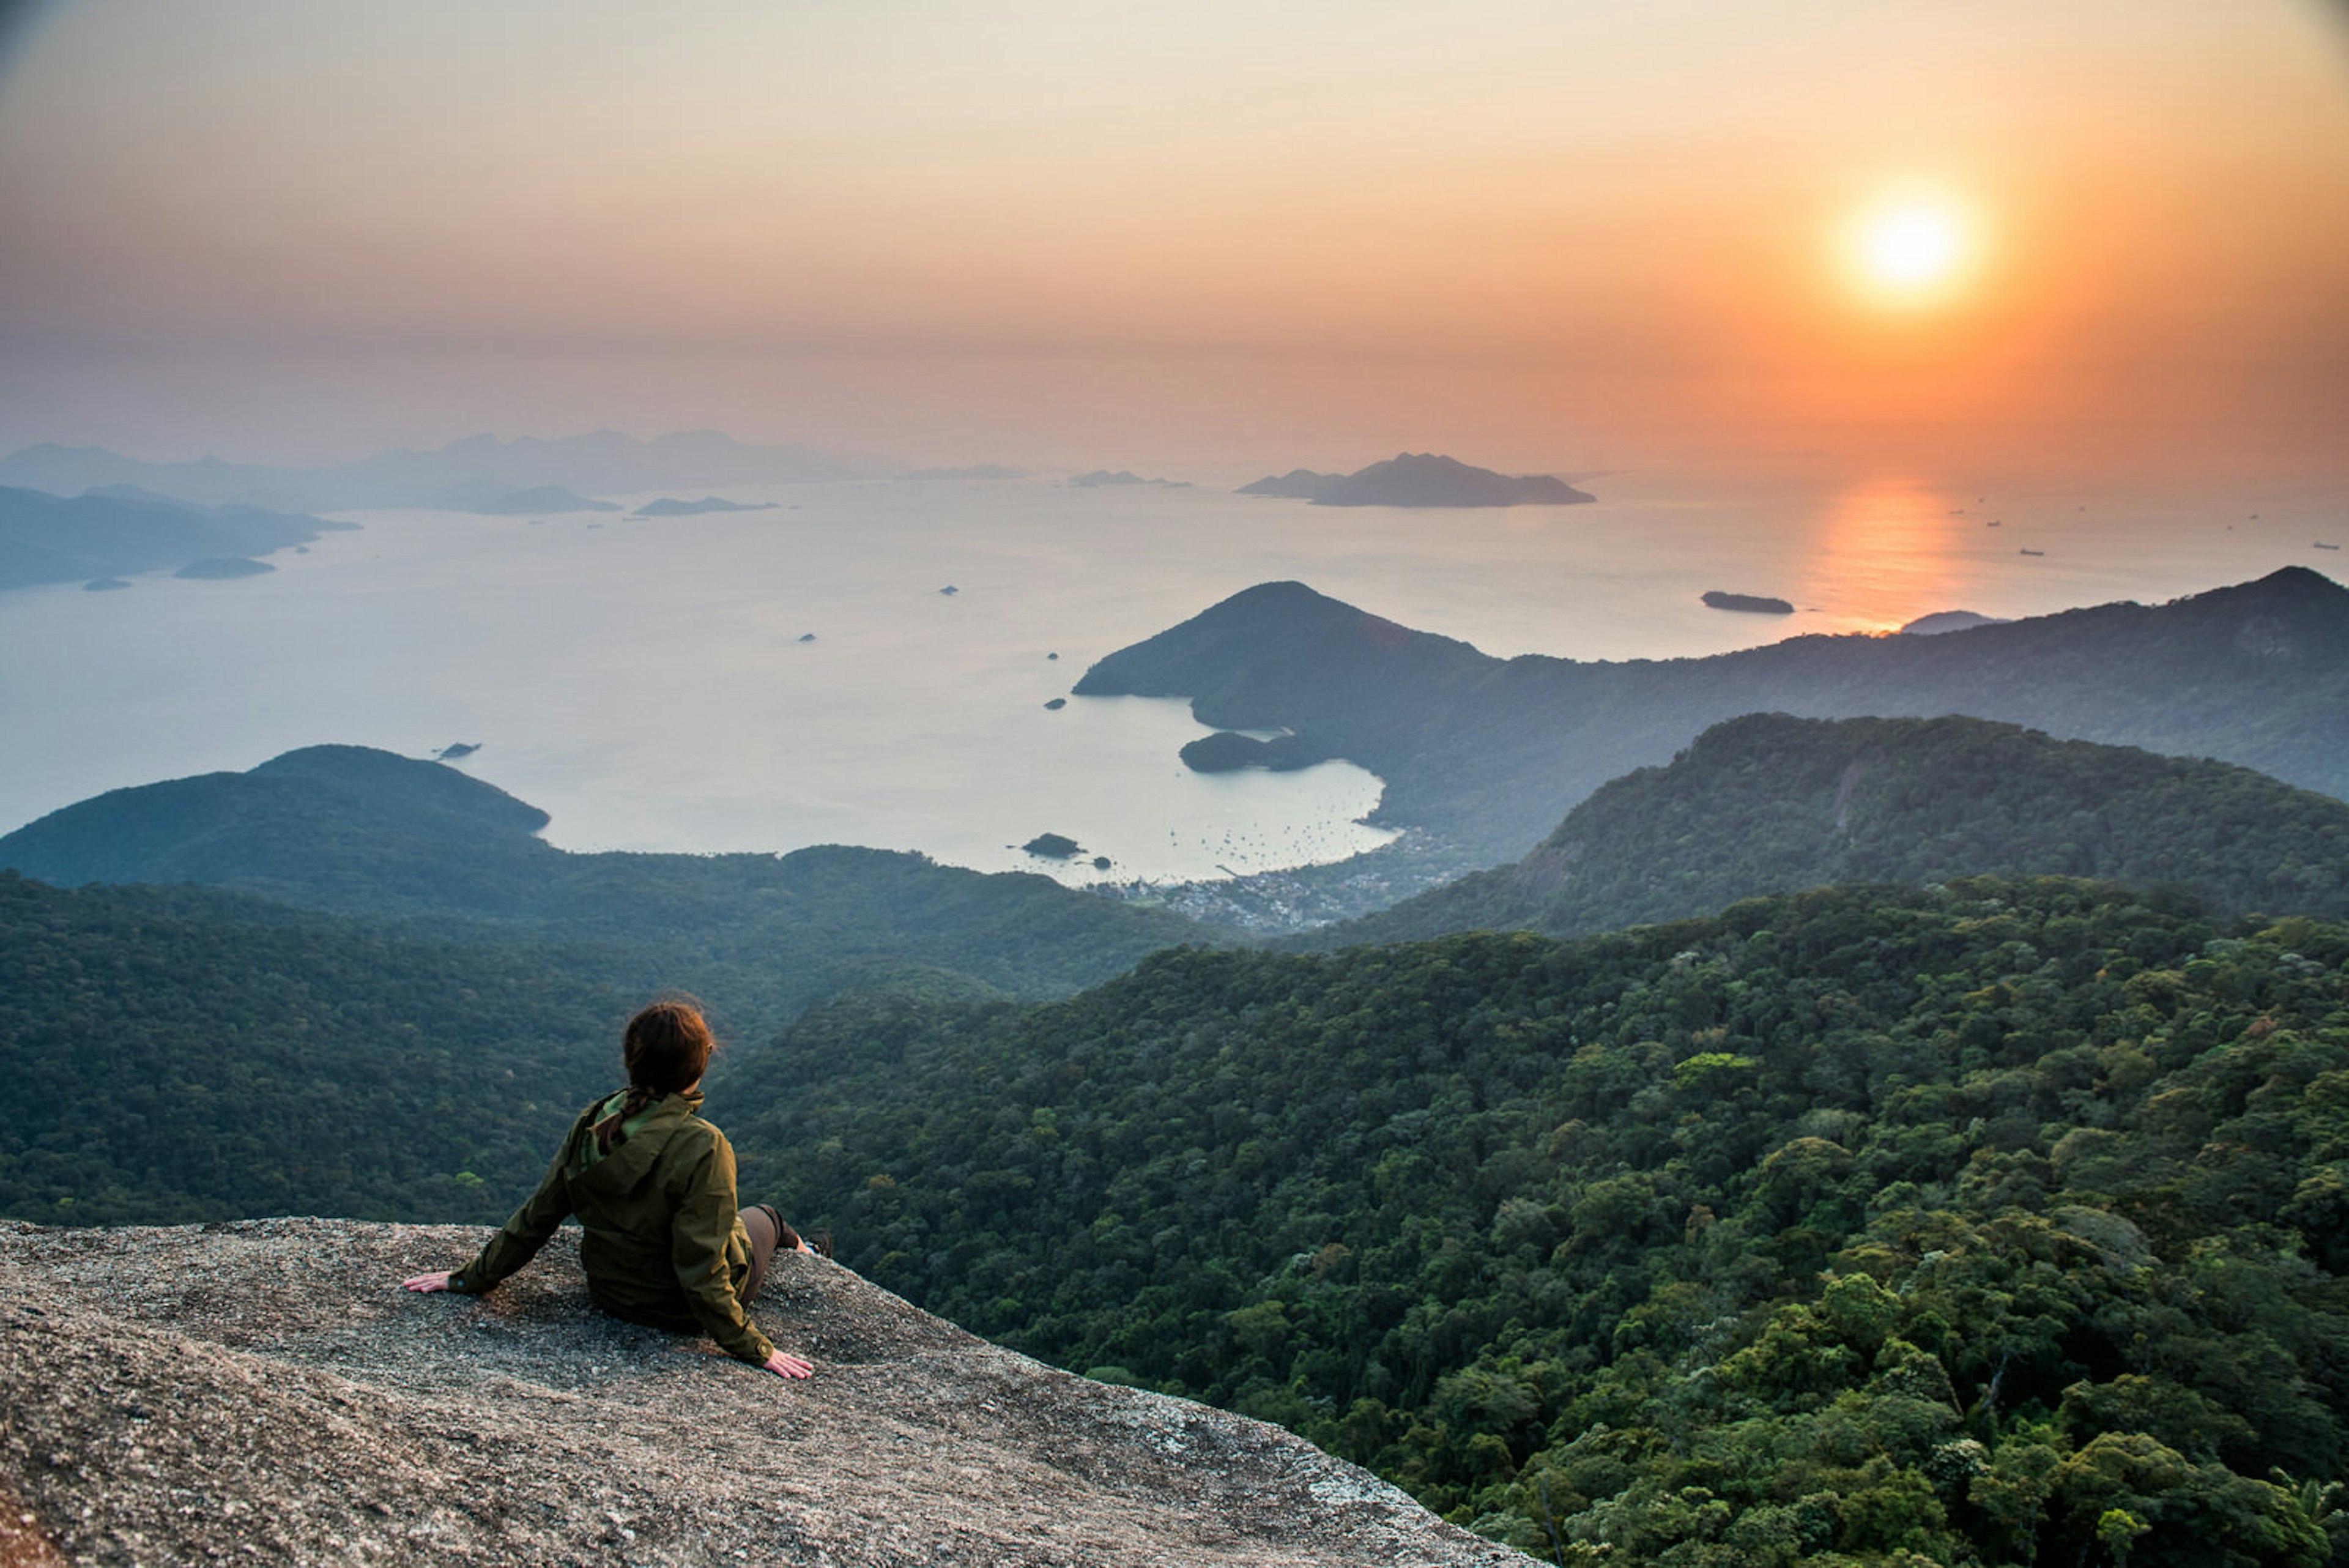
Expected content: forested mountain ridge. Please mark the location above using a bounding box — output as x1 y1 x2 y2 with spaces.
733 877 2349 1566
0 872 638 1225
1301 713 2349 949
1075 567 2349 864
0 745 1224 1031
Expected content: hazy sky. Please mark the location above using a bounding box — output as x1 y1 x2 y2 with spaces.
1 0 2345 477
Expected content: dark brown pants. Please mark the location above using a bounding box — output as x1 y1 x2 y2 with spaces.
737 1204 799 1302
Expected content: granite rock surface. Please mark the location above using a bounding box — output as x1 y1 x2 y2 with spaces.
0 1219 1523 1567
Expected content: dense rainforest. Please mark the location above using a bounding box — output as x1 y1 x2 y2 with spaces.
0 872 638 1224
1309 713 2349 949
733 878 2349 1566
1076 567 2349 864
0 864 1058 1230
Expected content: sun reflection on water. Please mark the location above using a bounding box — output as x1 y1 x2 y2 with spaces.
1805 479 1968 633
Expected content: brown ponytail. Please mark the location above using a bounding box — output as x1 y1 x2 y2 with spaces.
592 997 716 1154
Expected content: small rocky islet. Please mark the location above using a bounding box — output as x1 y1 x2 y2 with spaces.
1700 589 1794 615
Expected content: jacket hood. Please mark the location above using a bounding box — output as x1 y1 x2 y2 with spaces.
571 1088 704 1196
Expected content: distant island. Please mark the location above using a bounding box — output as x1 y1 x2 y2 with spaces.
631 496 778 516
1068 470 1190 488
896 464 1028 481
1177 731 1330 773
1022 832 1083 859
1900 609 2010 636
1701 590 1794 615
432 742 481 760
0 483 351 593
174 557 274 579
1236 452 1595 508
473 486 618 515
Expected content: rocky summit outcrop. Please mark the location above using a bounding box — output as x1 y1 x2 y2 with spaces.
0 1219 1519 1567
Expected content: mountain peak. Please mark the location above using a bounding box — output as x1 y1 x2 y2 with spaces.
2231 563 2347 603
0 1218 1510 1567
1073 581 1491 735
0 745 554 897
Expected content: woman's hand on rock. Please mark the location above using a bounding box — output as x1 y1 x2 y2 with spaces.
763 1350 815 1380
403 1271 454 1292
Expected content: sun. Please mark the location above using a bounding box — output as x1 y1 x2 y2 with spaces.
1841 192 1981 308
1864 206 1962 287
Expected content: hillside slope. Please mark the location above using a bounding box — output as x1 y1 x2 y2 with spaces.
0 1219 1512 1567
733 878 2349 1564
1302 713 2349 948
1076 568 2349 864
0 872 647 1225
0 745 1223 1030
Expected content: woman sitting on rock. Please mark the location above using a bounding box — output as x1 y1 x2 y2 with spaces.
403 997 817 1380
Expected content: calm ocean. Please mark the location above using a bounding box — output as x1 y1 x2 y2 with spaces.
2 466 2339 883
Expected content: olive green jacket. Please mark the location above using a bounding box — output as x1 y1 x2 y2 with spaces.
448 1088 776 1365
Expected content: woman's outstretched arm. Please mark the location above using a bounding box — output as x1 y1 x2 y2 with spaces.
403 1112 585 1296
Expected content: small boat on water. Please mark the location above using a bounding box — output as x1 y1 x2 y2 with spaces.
2019 548 2045 557
2317 541 2341 551
1986 519 2001 527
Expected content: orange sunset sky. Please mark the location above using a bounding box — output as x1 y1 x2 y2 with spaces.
0 0 2345 478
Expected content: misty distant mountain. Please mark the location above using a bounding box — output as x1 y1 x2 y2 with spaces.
1068 469 1190 488
1236 452 1596 507
1076 567 2349 865
472 485 618 515
0 429 867 513
896 464 1028 481
83 483 212 508
1296 712 2349 949
0 483 354 592
631 496 780 516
